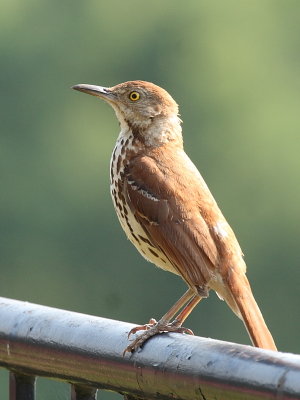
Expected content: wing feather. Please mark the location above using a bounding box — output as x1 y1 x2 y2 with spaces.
124 153 220 293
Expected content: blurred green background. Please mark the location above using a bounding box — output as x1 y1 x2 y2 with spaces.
1 0 300 398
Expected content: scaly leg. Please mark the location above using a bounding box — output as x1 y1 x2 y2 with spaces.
124 288 202 354
170 294 202 329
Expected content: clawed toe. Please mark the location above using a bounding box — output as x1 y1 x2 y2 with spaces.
123 319 193 355
171 326 194 335
127 318 157 338
169 319 194 335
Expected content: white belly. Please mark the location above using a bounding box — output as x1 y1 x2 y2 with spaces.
109 136 178 275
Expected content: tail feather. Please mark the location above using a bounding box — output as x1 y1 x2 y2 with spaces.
223 268 277 351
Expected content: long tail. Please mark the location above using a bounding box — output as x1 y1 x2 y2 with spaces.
221 268 277 351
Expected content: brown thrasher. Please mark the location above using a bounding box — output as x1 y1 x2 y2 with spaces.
72 80 277 353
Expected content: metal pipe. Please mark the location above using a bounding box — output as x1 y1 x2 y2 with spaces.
0 297 299 400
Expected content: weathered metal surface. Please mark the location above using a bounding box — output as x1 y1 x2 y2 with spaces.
0 297 299 400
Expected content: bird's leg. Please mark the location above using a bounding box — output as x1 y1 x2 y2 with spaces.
169 294 202 331
124 288 201 354
127 288 194 336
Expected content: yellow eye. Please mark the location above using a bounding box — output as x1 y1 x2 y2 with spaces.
129 91 140 101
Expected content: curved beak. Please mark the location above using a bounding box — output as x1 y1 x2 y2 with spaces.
72 84 115 101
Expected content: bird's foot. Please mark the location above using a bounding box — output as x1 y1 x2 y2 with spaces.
123 318 194 355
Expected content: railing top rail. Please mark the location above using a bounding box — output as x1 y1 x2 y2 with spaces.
0 297 299 400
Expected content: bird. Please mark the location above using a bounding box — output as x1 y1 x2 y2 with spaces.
72 80 277 353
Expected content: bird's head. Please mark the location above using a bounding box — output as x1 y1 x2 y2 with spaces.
72 80 182 146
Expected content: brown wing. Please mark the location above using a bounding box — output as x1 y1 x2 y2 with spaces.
124 153 220 294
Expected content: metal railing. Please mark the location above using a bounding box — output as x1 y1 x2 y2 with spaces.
0 297 299 400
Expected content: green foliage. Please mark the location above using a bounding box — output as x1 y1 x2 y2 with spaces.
0 2 299 396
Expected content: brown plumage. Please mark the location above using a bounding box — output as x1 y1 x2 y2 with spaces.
72 80 277 352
